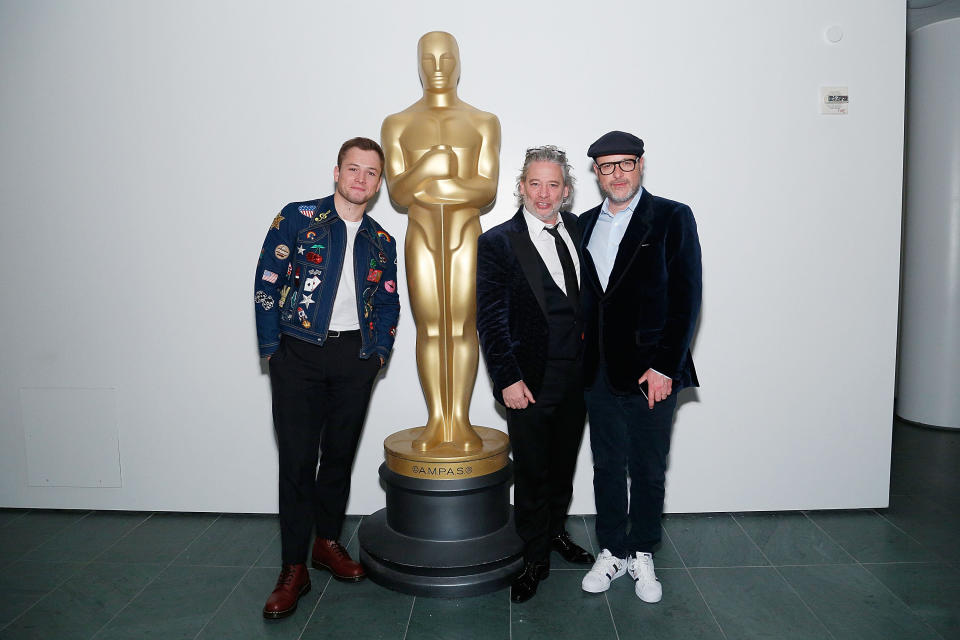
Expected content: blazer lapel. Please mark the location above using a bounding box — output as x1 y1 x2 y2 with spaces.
506 208 548 315
605 190 654 294
578 206 605 296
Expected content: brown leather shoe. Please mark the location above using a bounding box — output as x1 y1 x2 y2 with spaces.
311 538 365 581
262 563 311 619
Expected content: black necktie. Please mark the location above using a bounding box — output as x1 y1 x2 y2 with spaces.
544 225 579 305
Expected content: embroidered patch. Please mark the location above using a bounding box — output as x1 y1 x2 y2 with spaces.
389 326 396 337
306 231 317 241
376 230 392 243
270 213 284 230
366 269 383 283
298 205 316 218
305 252 323 264
261 270 279 284
286 263 292 277
307 268 323 276
303 276 321 293
384 280 396 293
378 251 387 264
314 210 330 222
369 258 377 269
310 244 325 250
293 266 301 288
274 244 290 260
299 293 315 309
254 290 274 310
297 245 305 255
278 286 291 307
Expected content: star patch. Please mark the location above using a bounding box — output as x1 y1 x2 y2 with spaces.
299 293 315 309
261 269 279 284
298 205 316 218
366 269 383 283
274 244 290 260
297 245 305 255
270 213 284 230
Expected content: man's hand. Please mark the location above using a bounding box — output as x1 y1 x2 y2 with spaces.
639 369 672 409
502 380 535 410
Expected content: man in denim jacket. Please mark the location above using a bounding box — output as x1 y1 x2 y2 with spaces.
254 137 400 619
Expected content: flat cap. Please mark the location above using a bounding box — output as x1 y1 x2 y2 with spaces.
587 130 644 159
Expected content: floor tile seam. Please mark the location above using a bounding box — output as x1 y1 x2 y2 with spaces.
12 509 94 559
0 510 30 529
0 544 102 634
731 516 840 640
88 511 157 563
249 529 281 568
401 595 415 640
297 571 334 639
89 512 223 639
872 508 947 558
799 511 860 564
190 559 258 640
663 524 731 640
856 560 951 640
730 513 775 567
602 592 621 640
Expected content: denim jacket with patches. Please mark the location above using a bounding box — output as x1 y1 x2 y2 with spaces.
254 194 400 361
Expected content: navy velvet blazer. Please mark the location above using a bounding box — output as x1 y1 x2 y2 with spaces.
579 189 701 395
477 208 583 406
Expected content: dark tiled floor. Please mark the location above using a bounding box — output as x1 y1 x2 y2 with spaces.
0 418 957 639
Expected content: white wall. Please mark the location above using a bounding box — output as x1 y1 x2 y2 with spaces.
0 0 905 514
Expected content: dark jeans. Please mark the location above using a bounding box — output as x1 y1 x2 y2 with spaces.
507 359 586 563
268 333 380 564
586 372 677 558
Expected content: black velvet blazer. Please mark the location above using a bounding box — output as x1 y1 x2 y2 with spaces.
477 208 583 405
578 189 701 395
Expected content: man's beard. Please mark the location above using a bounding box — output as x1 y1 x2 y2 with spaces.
601 183 640 205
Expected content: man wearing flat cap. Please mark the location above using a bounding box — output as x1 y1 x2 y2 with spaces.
577 131 701 604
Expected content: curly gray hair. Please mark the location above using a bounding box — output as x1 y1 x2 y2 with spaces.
515 145 575 208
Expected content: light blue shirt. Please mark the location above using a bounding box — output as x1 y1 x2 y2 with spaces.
586 187 644 290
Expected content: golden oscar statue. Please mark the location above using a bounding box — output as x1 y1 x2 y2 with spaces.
380 30 509 473
359 32 522 597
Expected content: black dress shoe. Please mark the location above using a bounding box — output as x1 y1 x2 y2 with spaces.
510 560 550 603
551 531 596 564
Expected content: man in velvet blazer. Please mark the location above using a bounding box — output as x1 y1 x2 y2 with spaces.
477 146 594 603
578 131 701 605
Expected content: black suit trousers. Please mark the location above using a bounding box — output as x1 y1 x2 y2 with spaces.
268 333 380 564
506 359 586 564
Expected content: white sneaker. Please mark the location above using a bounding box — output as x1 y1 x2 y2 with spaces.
627 552 662 603
581 549 627 593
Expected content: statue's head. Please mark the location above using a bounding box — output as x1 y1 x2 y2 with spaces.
417 31 460 92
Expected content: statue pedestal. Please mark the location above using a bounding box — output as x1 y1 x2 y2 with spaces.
358 427 523 597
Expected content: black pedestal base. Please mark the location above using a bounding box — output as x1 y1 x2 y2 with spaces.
359 462 524 597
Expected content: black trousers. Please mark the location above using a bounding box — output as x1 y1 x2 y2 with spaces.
268 333 380 564
586 366 677 558
506 359 586 564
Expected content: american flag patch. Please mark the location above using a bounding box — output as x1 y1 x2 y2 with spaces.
261 269 279 284
299 205 316 218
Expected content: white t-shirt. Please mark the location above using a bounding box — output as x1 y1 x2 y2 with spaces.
328 219 362 331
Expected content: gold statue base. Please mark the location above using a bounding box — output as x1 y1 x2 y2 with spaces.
384 426 510 480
